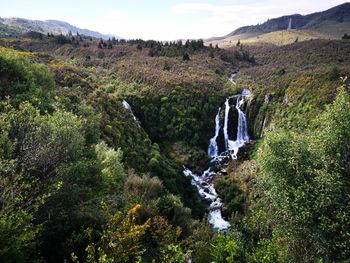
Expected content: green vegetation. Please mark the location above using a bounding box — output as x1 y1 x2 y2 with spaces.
0 48 54 111
248 86 350 262
0 28 349 263
0 40 235 262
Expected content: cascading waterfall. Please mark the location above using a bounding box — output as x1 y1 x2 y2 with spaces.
208 107 221 158
223 97 232 150
225 93 250 159
183 75 251 231
236 95 249 143
122 100 140 126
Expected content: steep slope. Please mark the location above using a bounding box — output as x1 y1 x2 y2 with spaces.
228 2 350 37
0 17 118 39
207 3 350 47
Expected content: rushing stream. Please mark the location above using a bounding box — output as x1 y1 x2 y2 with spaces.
183 74 251 231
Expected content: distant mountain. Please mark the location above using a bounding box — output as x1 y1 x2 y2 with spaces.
0 17 119 39
227 2 350 38
206 2 350 47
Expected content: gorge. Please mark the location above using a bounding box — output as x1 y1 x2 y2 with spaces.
184 75 252 231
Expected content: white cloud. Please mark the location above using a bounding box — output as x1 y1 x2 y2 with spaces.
171 0 347 38
68 10 128 36
172 3 214 14
9 0 345 40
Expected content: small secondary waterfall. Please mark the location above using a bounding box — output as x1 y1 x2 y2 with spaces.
183 75 251 231
228 72 237 85
122 100 140 126
208 107 221 158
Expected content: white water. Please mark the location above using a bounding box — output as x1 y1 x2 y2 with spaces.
208 107 221 158
183 167 231 231
226 93 250 159
183 83 251 231
228 72 237 85
223 97 231 150
122 100 140 126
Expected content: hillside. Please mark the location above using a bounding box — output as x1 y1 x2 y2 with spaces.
229 2 350 37
0 5 350 262
207 2 350 47
0 17 117 39
207 29 334 48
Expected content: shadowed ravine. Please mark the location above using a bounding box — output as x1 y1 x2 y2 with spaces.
122 77 252 231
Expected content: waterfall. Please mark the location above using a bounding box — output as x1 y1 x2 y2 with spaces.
226 90 251 158
183 87 251 232
208 108 221 158
229 72 237 85
122 100 140 126
236 95 249 143
223 97 232 150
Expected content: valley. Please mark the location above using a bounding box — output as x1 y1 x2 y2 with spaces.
0 2 350 262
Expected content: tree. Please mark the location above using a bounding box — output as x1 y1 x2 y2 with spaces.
0 102 86 262
136 44 143 50
253 86 350 261
209 49 215 58
95 142 125 193
182 53 190 61
86 204 151 262
342 33 350 40
0 49 55 112
211 232 240 263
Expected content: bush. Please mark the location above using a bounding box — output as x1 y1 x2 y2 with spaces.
0 49 55 112
182 53 190 61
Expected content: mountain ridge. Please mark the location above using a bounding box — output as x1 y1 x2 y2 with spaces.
227 2 350 37
207 2 350 44
0 17 119 39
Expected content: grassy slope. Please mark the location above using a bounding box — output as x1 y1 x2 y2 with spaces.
206 29 335 48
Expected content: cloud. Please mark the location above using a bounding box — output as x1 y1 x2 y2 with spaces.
172 3 214 14
68 10 128 35
171 0 347 37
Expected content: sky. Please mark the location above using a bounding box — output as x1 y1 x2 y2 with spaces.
0 0 347 40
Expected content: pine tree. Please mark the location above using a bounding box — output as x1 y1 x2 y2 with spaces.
182 53 190 61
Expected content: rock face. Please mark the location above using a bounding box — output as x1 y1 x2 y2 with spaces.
246 94 270 139
237 140 256 161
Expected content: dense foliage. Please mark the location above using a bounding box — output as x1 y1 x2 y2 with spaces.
0 32 349 263
0 44 229 263
212 84 350 262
